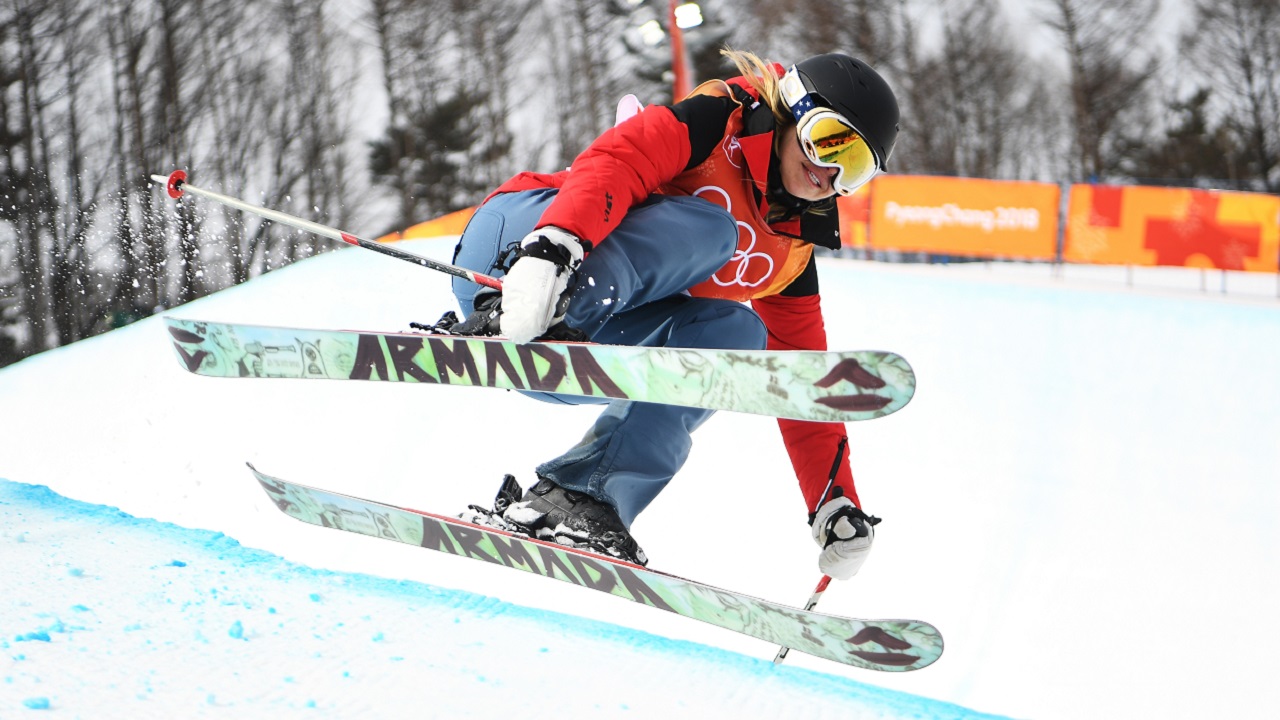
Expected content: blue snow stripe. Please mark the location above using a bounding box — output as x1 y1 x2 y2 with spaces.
0 478 1008 719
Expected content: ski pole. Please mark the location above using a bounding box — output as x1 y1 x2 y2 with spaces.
150 170 502 290
776 437 850 665
773 574 832 665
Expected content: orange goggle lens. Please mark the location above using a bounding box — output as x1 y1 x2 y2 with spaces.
800 114 879 195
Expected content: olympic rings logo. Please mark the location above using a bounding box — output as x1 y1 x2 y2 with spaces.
691 185 774 288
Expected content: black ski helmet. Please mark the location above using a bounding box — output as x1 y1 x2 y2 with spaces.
792 54 899 170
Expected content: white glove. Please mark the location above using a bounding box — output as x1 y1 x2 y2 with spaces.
500 226 585 343
810 495 879 580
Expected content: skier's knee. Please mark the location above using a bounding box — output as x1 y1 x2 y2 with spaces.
672 300 766 350
723 303 768 350
707 209 740 264
673 195 739 264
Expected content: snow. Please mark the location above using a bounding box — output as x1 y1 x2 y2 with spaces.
2 237 1278 718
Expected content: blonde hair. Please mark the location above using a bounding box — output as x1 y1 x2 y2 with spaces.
722 48 836 218
720 48 792 127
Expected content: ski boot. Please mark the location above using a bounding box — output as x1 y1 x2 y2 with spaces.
416 291 588 341
462 475 648 566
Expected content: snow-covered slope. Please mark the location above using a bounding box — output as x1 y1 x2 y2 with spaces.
2 238 1277 718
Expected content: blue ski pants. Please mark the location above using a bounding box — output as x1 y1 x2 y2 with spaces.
452 188 768 526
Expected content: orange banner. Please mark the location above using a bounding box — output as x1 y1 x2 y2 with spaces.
376 207 476 243
865 175 1060 259
835 182 872 249
1065 184 1280 272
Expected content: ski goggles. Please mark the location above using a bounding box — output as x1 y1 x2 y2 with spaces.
780 69 881 196
796 111 878 195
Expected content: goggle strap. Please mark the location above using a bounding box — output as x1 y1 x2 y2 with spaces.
779 66 878 196
779 68 814 123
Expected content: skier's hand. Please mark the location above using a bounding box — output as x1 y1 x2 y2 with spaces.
500 226 585 343
810 495 879 580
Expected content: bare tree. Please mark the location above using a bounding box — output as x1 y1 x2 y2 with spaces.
46 0 104 344
367 0 414 225
98 0 138 325
177 0 305 286
0 0 382 367
1125 87 1243 185
154 0 204 305
0 241 17 362
1041 0 1160 181
0 11 24 361
1183 0 1280 192
5 0 59 355
894 0 1067 180
152 0 360 286
451 0 538 191
368 0 486 224
764 0 899 66
103 0 165 315
540 0 631 167
274 0 358 264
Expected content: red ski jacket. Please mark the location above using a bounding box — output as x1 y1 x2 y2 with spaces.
486 74 861 513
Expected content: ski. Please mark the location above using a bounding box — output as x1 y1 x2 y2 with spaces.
166 318 914 423
250 464 943 671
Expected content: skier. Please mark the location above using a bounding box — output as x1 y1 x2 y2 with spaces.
450 49 899 580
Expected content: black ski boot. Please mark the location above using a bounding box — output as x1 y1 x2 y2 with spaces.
463 475 647 566
432 291 504 336
417 291 588 342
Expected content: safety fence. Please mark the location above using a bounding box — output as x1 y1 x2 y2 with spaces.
381 176 1280 282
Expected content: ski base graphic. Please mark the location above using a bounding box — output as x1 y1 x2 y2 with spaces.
250 465 943 672
165 318 915 423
